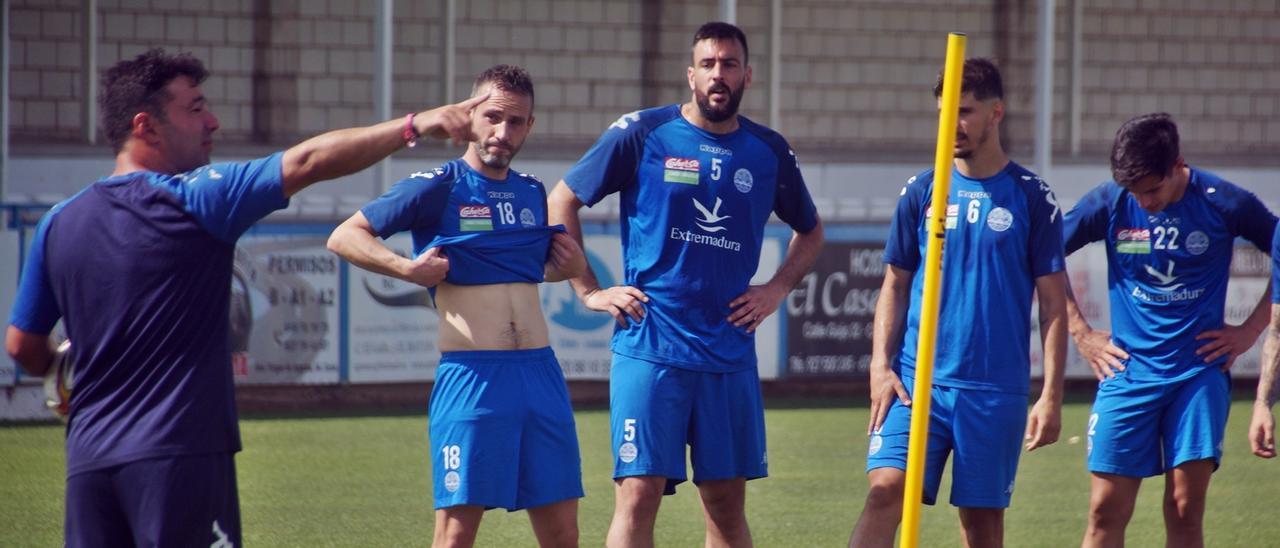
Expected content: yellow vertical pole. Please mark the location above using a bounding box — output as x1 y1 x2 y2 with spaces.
899 32 966 548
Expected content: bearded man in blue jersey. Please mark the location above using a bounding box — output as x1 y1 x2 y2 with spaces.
1065 113 1277 548
849 58 1070 548
5 49 482 547
328 65 587 548
548 21 825 548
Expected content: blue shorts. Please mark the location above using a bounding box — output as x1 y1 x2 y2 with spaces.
609 354 768 495
867 382 1027 508
428 347 583 511
65 452 240 548
1087 367 1229 477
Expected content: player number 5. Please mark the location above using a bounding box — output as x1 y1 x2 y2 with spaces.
711 158 722 181
624 418 637 441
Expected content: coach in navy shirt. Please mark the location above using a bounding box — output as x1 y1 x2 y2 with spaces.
6 49 478 547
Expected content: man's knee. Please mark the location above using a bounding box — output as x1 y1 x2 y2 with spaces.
863 469 906 514
615 477 666 516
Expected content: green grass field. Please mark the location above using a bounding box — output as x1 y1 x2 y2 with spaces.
3 399 1278 546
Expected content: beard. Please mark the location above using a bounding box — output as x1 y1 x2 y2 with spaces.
953 126 990 159
694 80 746 123
473 140 517 169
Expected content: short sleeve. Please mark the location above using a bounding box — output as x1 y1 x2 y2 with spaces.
883 172 929 272
1026 179 1067 277
8 211 61 334
562 111 648 206
180 152 289 243
1219 184 1277 253
1063 182 1114 255
360 168 453 238
771 144 819 233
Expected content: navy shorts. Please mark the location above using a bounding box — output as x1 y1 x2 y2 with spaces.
609 353 768 495
65 452 240 547
428 347 583 511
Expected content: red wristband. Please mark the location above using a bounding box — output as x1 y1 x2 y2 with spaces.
403 113 419 148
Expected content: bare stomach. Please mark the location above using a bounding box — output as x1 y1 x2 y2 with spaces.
433 282 550 352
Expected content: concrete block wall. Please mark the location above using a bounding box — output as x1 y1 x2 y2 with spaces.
9 0 1280 164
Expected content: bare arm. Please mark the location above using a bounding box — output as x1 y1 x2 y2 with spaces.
1250 304 1280 458
326 211 449 288
1065 274 1129 380
1196 280 1272 370
280 93 488 197
5 326 53 377
544 231 587 283
546 181 648 326
867 264 913 435
1026 271 1068 451
728 219 825 333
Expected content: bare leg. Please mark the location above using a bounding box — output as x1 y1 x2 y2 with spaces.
1081 473 1142 548
1162 459 1213 548
848 467 906 548
527 498 579 548
432 505 485 548
606 476 666 548
698 478 752 548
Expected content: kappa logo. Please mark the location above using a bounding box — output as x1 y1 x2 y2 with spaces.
609 111 641 130
693 197 731 232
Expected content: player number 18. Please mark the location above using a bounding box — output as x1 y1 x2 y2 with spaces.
442 445 461 470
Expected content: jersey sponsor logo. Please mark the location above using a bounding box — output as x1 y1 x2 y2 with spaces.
945 203 959 229
987 207 1013 232
618 442 638 463
671 197 744 251
1115 228 1151 254
733 168 754 193
459 205 493 231
1186 230 1209 255
693 196 731 232
700 143 733 156
1132 259 1206 302
663 157 700 185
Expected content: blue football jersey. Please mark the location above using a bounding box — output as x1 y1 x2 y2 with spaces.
360 158 558 286
563 105 818 372
1064 168 1277 381
8 154 289 476
884 162 1065 395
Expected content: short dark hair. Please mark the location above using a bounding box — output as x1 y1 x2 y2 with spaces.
1111 113 1180 188
100 49 208 153
692 21 749 66
472 64 535 106
934 57 1003 101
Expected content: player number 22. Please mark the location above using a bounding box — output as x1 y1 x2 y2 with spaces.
1153 226 1179 250
442 445 461 470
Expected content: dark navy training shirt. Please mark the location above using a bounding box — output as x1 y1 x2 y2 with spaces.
9 154 288 476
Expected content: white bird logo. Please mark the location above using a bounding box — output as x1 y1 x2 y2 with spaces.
1144 260 1183 291
693 197 731 232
